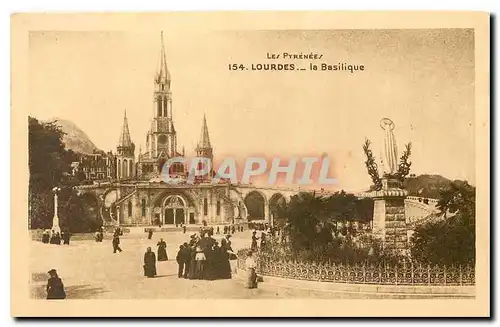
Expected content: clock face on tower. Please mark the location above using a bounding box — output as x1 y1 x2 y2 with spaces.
158 134 167 145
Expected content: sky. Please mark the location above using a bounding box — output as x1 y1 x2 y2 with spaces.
28 29 475 192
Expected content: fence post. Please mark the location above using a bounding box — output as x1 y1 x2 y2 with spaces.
362 264 366 284
444 265 447 286
459 264 463 286
411 262 414 285
395 263 398 286
378 264 382 284
427 264 431 286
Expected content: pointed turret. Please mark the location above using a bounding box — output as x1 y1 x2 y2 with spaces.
155 31 171 87
198 114 212 149
196 114 213 160
118 110 133 148
116 111 135 180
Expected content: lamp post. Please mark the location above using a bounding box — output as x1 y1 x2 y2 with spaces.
52 187 62 234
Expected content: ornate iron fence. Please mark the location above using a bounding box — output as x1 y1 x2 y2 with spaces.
237 250 475 286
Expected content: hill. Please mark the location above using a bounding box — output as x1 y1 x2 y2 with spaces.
48 118 100 154
403 174 453 198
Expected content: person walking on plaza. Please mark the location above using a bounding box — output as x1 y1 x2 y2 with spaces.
62 231 71 245
112 233 122 253
46 269 66 300
251 231 259 252
176 245 186 278
244 251 258 289
42 230 50 244
143 247 157 278
231 225 236 234
216 226 220 235
148 228 153 240
183 225 187 234
157 238 168 261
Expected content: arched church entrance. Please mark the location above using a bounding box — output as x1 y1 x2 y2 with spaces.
162 195 188 225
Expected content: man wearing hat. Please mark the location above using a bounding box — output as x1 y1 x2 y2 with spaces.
46 269 66 300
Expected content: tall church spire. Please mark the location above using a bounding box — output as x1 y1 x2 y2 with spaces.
156 31 171 87
198 114 212 149
196 114 213 160
118 110 133 148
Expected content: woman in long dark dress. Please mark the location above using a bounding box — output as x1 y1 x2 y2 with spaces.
219 241 232 279
187 246 197 279
143 247 157 278
204 244 216 280
157 238 168 261
46 269 66 299
41 230 50 244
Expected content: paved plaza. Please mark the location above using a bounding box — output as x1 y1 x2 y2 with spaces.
29 230 455 300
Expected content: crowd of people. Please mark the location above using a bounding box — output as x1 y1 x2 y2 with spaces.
42 223 265 299
143 231 237 281
41 230 71 245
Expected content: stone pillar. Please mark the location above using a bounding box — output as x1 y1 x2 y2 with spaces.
372 199 386 241
264 200 270 224
370 178 408 253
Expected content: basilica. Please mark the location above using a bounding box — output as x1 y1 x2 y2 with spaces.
76 33 293 228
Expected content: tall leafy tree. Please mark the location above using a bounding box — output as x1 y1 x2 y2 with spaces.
410 181 475 265
28 117 100 232
29 117 70 229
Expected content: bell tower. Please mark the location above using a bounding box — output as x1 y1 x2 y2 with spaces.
148 31 177 161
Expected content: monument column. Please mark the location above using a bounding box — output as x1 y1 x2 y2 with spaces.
369 118 409 253
51 187 62 233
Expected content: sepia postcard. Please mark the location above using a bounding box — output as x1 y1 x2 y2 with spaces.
11 12 490 317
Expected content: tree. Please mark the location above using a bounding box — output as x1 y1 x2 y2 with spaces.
436 180 475 218
58 188 101 233
29 116 101 231
29 117 70 229
410 181 475 265
362 139 382 191
286 192 327 250
286 191 373 251
410 213 475 265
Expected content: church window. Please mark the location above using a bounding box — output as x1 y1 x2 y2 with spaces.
216 200 221 216
203 198 208 216
157 97 162 117
163 98 168 117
